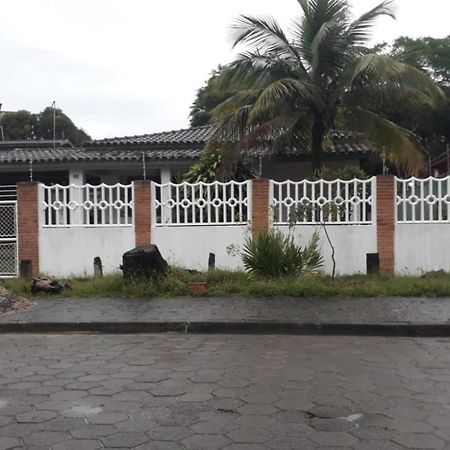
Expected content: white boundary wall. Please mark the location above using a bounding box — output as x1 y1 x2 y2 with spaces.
395 177 450 275
152 226 248 271
39 227 135 277
38 184 135 278
272 178 377 275
151 181 251 271
276 225 377 275
395 224 450 275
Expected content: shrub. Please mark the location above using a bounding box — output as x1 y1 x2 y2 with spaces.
242 230 323 278
183 148 254 183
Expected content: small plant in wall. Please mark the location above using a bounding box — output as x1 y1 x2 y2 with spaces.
288 202 340 279
241 230 323 278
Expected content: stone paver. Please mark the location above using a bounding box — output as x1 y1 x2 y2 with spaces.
1 334 450 448
3 296 450 324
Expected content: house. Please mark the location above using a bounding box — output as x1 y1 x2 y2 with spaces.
0 125 374 186
431 149 450 177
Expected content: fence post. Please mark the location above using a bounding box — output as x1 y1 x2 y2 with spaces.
251 179 271 238
376 175 395 276
133 181 152 246
17 182 40 277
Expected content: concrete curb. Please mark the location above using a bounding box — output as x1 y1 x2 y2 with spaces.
1 321 450 337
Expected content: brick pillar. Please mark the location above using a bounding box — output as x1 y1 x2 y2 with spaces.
376 176 395 276
251 179 270 238
17 182 40 277
133 181 152 246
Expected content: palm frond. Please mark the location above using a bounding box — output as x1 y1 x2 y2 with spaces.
347 1 395 46
219 52 304 92
351 54 446 105
230 14 305 70
342 107 425 175
249 78 321 122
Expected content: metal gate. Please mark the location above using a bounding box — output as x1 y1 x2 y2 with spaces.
0 186 18 278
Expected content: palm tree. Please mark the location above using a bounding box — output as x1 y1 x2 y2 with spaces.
210 0 444 175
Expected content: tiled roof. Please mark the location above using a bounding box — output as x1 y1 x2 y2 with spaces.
0 147 203 165
0 139 73 149
0 125 372 165
90 125 214 147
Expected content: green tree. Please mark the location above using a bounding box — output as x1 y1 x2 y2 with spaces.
189 67 237 127
0 107 90 145
374 35 450 156
0 110 36 140
210 0 444 175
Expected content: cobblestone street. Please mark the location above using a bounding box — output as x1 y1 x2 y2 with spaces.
1 334 450 449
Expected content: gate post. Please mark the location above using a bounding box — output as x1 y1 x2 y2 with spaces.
17 182 40 277
376 175 395 276
251 179 271 238
133 181 152 246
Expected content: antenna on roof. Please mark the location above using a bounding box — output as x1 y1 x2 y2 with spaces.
142 152 147 181
52 101 56 149
447 144 450 175
0 103 4 142
382 146 388 175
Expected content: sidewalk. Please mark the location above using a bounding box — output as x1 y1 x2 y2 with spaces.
1 296 450 336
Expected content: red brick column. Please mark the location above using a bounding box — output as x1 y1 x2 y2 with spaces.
251 179 270 238
17 182 40 277
134 181 152 246
376 175 395 276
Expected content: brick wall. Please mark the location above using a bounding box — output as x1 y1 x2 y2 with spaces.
251 179 270 238
376 175 395 275
17 182 40 277
134 181 151 246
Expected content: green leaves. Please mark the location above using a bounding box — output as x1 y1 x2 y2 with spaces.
348 1 395 46
203 0 444 175
242 230 324 278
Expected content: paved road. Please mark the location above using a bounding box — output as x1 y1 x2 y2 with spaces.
1 335 450 449
2 296 450 324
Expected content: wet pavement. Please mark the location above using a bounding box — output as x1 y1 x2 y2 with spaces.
1 296 450 325
1 334 450 449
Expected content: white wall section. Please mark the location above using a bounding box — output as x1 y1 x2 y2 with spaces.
277 225 378 275
39 227 135 278
395 224 450 275
152 226 249 271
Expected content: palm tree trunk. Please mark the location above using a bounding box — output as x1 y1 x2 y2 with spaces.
311 114 325 172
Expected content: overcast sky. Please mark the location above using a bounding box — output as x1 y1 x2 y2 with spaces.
0 0 448 139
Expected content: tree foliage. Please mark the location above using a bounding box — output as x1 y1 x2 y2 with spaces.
203 0 444 175
373 36 450 157
0 107 90 145
183 147 254 183
189 67 237 127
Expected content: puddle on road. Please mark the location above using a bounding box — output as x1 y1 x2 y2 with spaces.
342 413 363 429
64 403 103 417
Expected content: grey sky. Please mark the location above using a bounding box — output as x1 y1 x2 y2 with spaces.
0 0 448 139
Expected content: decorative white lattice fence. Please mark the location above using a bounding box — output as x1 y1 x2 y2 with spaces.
272 178 375 225
42 184 133 227
397 176 450 223
153 181 251 226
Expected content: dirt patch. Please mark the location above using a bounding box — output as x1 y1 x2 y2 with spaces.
0 286 34 314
